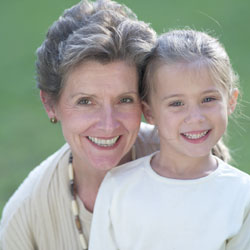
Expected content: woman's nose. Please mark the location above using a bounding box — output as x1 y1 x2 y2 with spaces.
96 105 120 132
184 106 205 124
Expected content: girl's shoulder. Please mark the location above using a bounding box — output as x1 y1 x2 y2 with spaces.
107 153 155 185
217 157 250 187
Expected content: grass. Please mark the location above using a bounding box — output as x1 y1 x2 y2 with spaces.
1 0 250 214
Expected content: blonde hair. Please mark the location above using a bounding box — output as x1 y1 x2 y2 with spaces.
141 29 239 162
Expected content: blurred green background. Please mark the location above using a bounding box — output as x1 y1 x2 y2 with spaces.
0 0 249 214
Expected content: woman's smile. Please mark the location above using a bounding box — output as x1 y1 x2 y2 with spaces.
53 60 142 171
87 135 120 148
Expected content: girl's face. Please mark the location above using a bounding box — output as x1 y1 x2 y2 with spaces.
143 63 238 160
42 60 142 172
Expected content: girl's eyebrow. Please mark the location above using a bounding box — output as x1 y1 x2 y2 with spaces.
202 89 222 95
161 94 184 101
201 89 224 98
203 88 220 93
161 89 222 102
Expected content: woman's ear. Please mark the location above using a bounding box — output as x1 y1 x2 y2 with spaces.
142 101 155 125
228 88 239 114
40 90 56 119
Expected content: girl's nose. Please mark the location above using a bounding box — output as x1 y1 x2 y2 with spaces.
184 106 205 124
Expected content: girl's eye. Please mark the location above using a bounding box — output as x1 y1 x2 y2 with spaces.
169 101 184 107
77 98 92 105
202 97 216 103
120 97 133 103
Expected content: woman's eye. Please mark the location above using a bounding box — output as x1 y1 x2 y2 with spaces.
203 97 216 103
120 97 133 103
77 98 92 105
169 101 183 107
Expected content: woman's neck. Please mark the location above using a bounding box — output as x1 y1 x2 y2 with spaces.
151 151 218 180
71 146 135 212
118 147 134 165
72 157 108 213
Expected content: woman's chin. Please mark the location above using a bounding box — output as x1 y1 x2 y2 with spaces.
89 157 121 172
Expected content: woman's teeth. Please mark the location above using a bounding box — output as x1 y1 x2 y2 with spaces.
88 136 120 147
183 130 209 139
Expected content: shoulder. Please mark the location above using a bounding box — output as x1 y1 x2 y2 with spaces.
218 161 250 222
96 154 154 204
0 143 70 231
137 122 158 143
218 158 250 185
107 153 153 183
135 122 160 158
216 158 250 205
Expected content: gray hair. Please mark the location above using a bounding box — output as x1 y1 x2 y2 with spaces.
141 29 239 163
36 0 156 103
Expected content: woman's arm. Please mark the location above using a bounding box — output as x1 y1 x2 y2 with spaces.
0 201 35 250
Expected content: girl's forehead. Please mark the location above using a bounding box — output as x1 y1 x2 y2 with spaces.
153 62 210 84
154 61 208 75
152 62 227 96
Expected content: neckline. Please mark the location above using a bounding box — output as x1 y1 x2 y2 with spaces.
144 152 223 185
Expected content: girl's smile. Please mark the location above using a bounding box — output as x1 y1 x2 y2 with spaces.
143 63 236 176
181 129 211 144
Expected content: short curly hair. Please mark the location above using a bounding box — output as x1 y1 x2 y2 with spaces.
36 0 156 103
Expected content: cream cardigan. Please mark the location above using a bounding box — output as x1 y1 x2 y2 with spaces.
0 122 159 250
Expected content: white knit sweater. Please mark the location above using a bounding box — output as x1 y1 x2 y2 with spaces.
0 122 159 250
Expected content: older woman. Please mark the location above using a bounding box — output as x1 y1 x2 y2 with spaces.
0 0 229 249
0 1 158 249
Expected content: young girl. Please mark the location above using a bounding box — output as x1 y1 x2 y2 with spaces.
88 29 250 250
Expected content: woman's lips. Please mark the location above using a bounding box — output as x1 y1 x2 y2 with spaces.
87 136 120 147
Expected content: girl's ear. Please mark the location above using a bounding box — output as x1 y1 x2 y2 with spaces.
142 101 155 125
40 90 57 119
228 88 239 114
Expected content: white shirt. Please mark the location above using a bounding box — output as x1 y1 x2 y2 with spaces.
89 153 250 250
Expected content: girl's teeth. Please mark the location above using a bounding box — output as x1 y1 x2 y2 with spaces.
88 136 119 147
183 130 208 139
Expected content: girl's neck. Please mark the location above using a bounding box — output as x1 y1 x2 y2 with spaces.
151 151 218 180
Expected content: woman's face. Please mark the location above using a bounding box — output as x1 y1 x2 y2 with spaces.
48 60 142 171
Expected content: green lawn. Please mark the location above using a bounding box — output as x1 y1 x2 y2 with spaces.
1 0 250 214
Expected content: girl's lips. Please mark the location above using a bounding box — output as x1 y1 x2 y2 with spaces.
181 130 211 143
